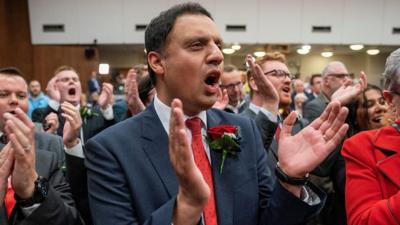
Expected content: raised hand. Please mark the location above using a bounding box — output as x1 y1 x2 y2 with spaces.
4 108 38 199
125 69 145 115
44 112 59 133
169 99 209 225
278 101 349 179
98 83 114 110
61 102 82 148
46 76 60 102
0 144 14 202
246 55 279 114
212 88 229 110
331 71 367 105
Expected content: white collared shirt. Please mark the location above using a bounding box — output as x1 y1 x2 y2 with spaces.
154 95 212 163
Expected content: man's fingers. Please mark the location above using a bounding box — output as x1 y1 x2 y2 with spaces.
3 112 31 136
322 107 349 141
281 111 297 137
326 124 349 151
309 101 338 130
317 103 340 134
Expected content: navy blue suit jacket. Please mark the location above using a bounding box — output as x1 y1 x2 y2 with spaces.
85 103 324 225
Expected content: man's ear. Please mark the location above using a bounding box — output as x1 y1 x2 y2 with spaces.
147 51 164 77
383 90 394 105
248 77 258 92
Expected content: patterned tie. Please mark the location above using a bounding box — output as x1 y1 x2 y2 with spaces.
4 180 16 219
185 117 218 225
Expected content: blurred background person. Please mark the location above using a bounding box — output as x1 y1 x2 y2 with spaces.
220 64 248 113
110 69 126 101
87 70 101 105
28 80 49 118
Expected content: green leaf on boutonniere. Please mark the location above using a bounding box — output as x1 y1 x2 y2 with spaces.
80 106 99 123
206 125 241 174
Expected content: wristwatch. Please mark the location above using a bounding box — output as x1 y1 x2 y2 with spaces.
15 176 49 207
275 162 309 186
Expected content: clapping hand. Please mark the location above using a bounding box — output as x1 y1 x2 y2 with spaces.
46 76 60 102
212 88 229 110
169 99 209 225
0 144 14 202
331 71 367 105
278 101 349 181
246 55 279 114
98 83 114 110
61 102 82 148
3 108 38 199
125 69 145 115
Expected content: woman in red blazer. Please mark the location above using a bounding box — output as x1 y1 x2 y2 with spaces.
342 48 400 225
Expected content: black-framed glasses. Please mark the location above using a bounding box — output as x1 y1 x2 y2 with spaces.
327 73 349 79
263 69 295 81
220 81 242 91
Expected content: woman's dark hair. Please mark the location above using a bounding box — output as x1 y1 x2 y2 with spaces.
138 75 154 105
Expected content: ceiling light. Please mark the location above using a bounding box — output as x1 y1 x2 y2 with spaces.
302 45 311 50
222 48 235 55
321 51 333 57
99 63 110 75
231 43 241 50
366 49 380 55
254 51 266 58
350 44 364 51
297 48 310 55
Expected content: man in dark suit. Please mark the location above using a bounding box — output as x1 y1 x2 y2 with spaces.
31 66 115 225
220 65 248 114
0 67 83 225
85 3 350 225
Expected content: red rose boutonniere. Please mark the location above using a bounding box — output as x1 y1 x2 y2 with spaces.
206 125 241 174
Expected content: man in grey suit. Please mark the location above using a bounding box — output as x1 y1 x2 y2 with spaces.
302 62 367 225
0 67 83 225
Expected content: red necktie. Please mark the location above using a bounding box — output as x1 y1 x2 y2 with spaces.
186 117 218 225
4 182 16 219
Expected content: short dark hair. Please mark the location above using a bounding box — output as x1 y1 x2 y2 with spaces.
0 67 25 77
145 2 213 85
310 74 322 85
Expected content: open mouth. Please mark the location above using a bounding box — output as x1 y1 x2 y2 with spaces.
68 88 76 96
205 74 219 86
281 86 291 94
371 115 383 123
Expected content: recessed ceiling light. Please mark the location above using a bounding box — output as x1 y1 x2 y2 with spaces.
99 63 110 75
297 48 310 55
302 45 311 50
366 49 380 55
222 48 235 55
350 44 364 51
321 51 333 57
254 51 266 58
231 43 241 50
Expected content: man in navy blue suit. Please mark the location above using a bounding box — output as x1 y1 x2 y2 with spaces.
85 3 349 225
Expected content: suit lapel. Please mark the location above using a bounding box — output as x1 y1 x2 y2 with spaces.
141 104 178 197
207 110 248 225
374 126 400 188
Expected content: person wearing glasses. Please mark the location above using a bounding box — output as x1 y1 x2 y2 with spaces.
219 65 248 114
302 61 367 225
342 48 400 225
241 52 311 176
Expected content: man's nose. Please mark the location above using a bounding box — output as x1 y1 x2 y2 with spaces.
207 44 224 66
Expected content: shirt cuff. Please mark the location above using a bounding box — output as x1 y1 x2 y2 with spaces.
64 139 85 158
259 108 278 123
300 185 321 206
100 105 114 120
20 203 41 217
